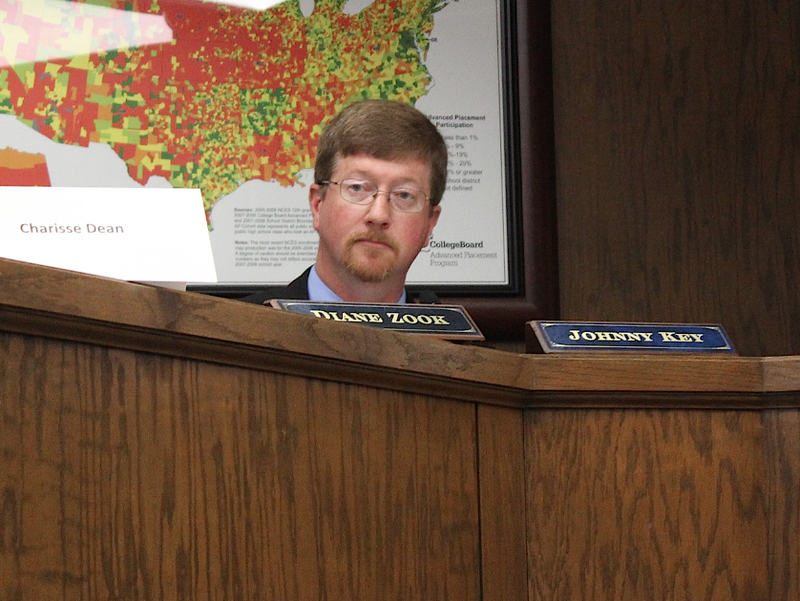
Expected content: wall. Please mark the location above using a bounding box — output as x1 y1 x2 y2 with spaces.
550 0 800 356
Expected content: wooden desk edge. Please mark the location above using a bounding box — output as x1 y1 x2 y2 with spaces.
1 258 799 407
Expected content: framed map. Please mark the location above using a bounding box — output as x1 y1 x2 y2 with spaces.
0 0 557 336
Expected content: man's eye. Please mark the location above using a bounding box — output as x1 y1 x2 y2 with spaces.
345 181 371 194
393 190 417 201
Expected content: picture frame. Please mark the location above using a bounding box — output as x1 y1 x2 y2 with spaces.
0 0 558 340
432 0 559 339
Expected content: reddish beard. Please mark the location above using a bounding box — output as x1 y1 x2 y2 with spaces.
343 232 399 282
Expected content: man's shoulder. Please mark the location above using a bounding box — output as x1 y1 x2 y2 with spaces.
239 267 311 305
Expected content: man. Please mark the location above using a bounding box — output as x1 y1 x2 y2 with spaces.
241 99 447 305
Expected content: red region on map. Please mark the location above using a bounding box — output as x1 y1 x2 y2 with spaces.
0 148 51 186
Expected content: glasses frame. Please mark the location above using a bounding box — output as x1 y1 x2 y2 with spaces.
319 179 431 214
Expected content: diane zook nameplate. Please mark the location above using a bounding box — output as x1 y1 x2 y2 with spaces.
270 300 484 341
527 321 736 354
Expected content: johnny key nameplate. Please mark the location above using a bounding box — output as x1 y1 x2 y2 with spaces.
527 321 736 354
269 300 484 341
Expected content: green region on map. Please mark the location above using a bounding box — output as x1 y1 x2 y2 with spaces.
0 0 447 221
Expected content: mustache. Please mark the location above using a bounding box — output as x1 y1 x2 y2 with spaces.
346 232 398 252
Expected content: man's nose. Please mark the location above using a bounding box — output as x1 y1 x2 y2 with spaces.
364 190 392 225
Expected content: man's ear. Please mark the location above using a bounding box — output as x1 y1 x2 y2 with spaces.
423 204 441 246
309 183 324 231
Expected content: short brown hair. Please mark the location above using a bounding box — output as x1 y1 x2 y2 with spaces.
314 99 448 207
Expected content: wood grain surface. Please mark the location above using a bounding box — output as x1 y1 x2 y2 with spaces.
0 332 480 600
551 0 800 356
477 405 527 601
2 259 800 601
526 409 771 600
2 258 800 407
764 410 800 601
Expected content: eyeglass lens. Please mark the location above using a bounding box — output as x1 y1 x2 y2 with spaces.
340 179 426 212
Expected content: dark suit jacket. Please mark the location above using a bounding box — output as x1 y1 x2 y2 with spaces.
238 265 440 305
239 266 312 305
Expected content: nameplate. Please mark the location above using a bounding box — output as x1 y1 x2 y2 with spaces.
527 321 736 354
269 300 484 340
0 187 217 288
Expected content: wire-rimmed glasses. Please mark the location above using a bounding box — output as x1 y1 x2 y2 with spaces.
320 179 430 213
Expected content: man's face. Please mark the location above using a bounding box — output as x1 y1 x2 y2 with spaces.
310 153 441 290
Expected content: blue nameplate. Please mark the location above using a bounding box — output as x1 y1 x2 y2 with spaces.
270 300 484 341
528 321 736 354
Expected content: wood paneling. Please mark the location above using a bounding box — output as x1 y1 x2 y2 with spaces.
764 409 800 601
526 409 770 600
6 257 800 409
477 405 527 601
2 260 800 601
551 0 800 356
0 332 481 600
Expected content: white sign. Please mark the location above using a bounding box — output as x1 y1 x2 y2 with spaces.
0 187 217 287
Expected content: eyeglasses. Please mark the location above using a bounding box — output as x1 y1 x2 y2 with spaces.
319 179 430 213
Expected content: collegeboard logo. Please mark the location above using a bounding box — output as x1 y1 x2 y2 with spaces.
425 239 484 250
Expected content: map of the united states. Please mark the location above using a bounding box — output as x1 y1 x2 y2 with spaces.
0 0 447 220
